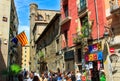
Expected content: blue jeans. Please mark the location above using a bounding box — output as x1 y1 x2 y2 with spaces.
77 80 81 81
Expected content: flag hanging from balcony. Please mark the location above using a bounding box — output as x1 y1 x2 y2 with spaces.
11 37 18 44
16 31 28 46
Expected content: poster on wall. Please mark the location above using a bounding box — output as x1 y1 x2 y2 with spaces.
89 62 93 69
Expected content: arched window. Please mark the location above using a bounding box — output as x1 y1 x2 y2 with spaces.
38 15 44 21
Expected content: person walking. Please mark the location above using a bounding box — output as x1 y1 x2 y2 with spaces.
27 71 34 81
76 71 82 81
18 74 24 81
32 76 40 81
39 73 47 81
70 71 76 81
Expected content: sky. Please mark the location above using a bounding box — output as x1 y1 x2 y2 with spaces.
14 0 60 41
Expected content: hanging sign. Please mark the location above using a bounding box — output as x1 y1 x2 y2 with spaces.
88 54 98 61
97 51 103 60
93 54 98 60
89 54 93 61
85 54 89 62
88 43 102 53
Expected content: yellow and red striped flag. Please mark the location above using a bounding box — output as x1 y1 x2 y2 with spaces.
16 31 28 46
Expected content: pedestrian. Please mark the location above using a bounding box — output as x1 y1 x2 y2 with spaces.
39 73 47 81
100 70 106 81
81 70 86 81
57 73 62 81
64 75 71 81
76 70 82 81
18 73 24 81
27 71 34 81
70 71 76 81
32 76 40 81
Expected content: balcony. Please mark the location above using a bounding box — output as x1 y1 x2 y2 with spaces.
60 5 72 25
109 0 120 13
60 16 71 25
72 32 83 44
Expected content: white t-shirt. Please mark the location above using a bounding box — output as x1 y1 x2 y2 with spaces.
27 78 33 81
76 73 81 80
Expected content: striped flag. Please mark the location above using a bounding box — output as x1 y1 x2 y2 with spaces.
16 31 28 46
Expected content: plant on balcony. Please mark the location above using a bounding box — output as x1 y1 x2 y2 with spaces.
81 20 93 38
73 34 84 44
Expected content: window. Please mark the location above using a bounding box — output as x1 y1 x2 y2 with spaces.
64 30 68 45
80 15 89 37
81 15 88 25
64 4 69 17
38 15 43 21
80 0 86 10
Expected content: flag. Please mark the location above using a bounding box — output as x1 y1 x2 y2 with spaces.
11 37 18 44
16 31 28 46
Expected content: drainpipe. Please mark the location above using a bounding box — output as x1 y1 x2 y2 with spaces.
94 0 100 42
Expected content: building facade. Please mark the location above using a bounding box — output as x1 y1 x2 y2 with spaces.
29 3 60 72
36 13 61 73
0 0 19 80
22 44 30 71
61 0 113 81
60 0 78 72
105 0 120 80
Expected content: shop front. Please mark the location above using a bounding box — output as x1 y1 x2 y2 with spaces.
83 43 105 81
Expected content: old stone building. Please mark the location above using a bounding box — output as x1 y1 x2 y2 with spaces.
0 0 19 80
35 13 61 73
105 0 120 80
29 3 59 72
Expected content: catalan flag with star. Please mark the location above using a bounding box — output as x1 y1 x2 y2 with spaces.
16 31 28 46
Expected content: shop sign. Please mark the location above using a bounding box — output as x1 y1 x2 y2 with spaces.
88 43 102 53
84 51 103 62
89 54 94 61
97 51 103 60
93 54 97 60
88 53 98 61
85 54 89 62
